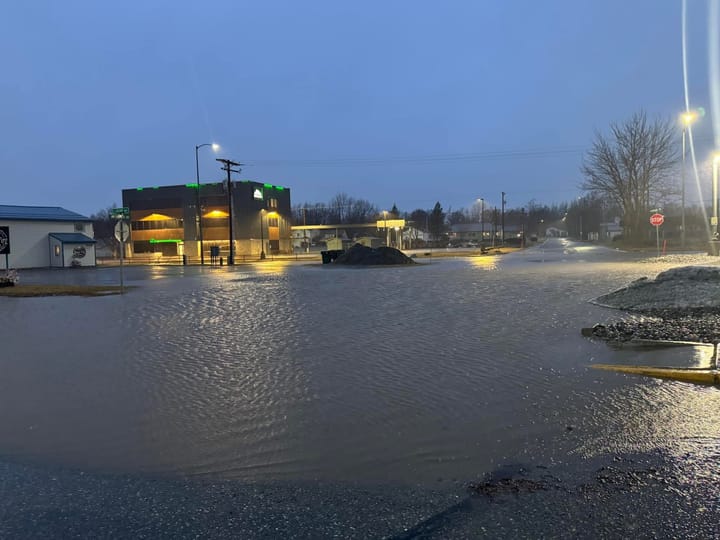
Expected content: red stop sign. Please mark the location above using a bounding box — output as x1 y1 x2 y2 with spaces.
650 213 664 226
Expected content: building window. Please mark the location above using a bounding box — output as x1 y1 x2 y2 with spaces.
131 219 183 231
268 198 278 209
54 245 61 256
74 223 84 232
268 217 279 228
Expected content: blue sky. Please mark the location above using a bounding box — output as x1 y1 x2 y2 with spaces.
0 0 714 216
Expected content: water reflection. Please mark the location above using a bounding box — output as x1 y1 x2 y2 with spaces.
1 246 719 486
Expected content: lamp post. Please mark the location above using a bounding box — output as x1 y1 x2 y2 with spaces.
195 143 219 265
680 112 697 248
382 210 389 246
713 153 720 239
259 209 266 260
478 198 484 246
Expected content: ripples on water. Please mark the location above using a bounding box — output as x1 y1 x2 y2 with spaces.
2 248 720 486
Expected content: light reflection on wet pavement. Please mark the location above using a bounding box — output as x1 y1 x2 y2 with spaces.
2 238 720 537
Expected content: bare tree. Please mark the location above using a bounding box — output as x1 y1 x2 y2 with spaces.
581 111 678 242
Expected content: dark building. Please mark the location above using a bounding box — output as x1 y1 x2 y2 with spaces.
122 181 292 261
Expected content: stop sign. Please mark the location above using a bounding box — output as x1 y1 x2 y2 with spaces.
650 213 664 226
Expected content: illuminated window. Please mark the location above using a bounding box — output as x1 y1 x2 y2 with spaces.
268 198 278 209
54 245 61 256
268 217 279 228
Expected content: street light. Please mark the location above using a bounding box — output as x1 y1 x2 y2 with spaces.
680 112 698 248
478 198 484 246
195 142 220 265
259 209 266 260
713 152 720 240
382 210 389 246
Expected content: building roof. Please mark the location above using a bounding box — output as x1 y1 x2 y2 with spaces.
49 233 96 243
0 205 91 222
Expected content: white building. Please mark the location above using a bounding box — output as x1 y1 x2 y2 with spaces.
0 205 96 269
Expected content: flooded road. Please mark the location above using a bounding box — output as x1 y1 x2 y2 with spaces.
2 239 720 488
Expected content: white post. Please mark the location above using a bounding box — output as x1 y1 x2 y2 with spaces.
119 220 125 295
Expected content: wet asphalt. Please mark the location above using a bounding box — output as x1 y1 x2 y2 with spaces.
2 445 719 539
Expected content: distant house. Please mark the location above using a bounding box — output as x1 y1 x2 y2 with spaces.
0 205 96 269
599 220 623 240
545 227 568 238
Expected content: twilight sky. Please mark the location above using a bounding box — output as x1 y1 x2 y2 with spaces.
0 0 715 216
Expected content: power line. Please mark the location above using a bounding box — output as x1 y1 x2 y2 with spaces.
242 146 586 168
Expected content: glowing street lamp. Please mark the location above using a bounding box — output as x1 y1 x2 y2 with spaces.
680 112 698 248
195 142 220 265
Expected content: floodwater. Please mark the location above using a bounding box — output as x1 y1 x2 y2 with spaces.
2 238 720 488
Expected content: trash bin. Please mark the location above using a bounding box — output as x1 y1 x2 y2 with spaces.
321 251 331 264
182 254 187 265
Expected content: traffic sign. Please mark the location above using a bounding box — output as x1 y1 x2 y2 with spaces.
114 220 130 242
111 207 130 219
650 213 664 227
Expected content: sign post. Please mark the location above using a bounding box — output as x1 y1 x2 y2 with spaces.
650 213 664 257
111 208 130 294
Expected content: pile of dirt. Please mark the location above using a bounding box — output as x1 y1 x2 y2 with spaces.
332 244 416 265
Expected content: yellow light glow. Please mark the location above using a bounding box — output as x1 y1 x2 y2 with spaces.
681 111 698 126
204 210 229 218
266 211 279 217
140 213 174 221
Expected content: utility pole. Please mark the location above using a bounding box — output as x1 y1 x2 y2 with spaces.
216 158 243 265
492 207 498 247
501 192 506 246
480 198 485 246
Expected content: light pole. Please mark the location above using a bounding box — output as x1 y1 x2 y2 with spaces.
478 198 484 246
713 153 720 240
259 209 266 259
500 192 506 245
195 142 219 265
680 112 697 248
383 210 389 246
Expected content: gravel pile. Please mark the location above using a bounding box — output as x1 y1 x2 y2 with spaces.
332 244 416 265
588 265 720 343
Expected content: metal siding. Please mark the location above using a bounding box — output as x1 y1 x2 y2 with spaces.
0 220 91 268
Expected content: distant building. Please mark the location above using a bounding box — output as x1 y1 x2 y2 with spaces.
122 181 292 260
0 205 96 269
599 219 623 240
450 223 519 244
